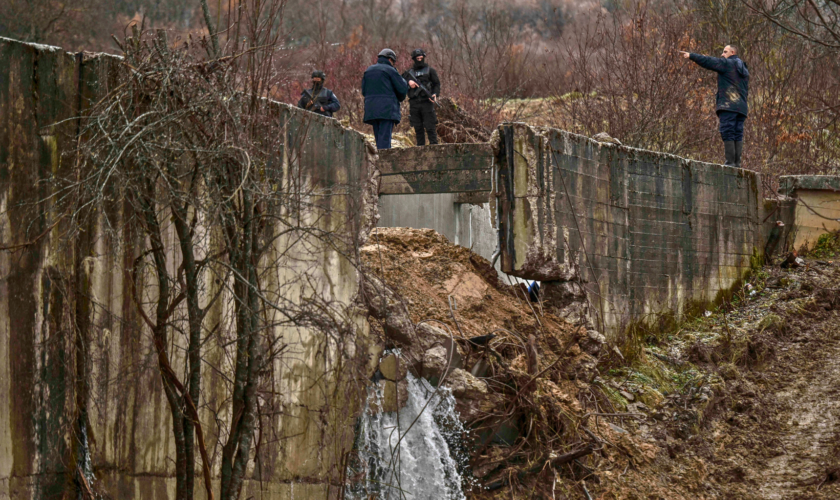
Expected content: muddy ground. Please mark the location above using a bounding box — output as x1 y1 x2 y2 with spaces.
361 227 840 500
632 257 840 500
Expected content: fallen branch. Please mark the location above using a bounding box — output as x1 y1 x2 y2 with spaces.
549 444 596 466
645 349 687 367
484 445 596 491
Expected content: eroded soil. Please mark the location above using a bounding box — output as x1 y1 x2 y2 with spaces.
362 227 840 500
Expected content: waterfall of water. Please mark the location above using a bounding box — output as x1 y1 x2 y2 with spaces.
347 372 470 500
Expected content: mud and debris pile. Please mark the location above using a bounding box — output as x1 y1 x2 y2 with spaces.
356 227 840 499
358 228 661 499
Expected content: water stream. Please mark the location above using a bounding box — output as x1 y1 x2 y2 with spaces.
346 372 469 499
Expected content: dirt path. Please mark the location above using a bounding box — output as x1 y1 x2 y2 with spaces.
757 334 840 498
609 260 840 500
699 262 840 499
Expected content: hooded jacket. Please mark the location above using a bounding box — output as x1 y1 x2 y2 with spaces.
689 53 750 116
361 56 409 123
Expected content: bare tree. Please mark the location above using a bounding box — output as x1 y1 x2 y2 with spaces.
550 5 716 155
50 0 365 497
741 0 840 50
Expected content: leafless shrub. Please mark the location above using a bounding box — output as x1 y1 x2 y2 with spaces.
38 2 367 498
547 0 840 189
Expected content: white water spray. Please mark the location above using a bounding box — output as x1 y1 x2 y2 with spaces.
347 373 470 500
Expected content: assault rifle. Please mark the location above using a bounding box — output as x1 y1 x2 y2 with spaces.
303 89 323 111
406 69 439 107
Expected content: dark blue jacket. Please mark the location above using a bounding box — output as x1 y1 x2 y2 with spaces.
689 53 749 116
297 87 341 117
361 56 408 123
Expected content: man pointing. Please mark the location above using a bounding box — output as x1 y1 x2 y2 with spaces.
680 45 750 168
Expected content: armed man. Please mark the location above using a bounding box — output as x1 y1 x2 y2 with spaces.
680 45 749 168
362 49 409 149
297 70 341 117
402 48 441 146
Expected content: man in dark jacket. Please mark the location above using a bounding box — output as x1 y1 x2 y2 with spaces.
361 49 409 150
401 48 441 146
681 45 749 168
297 70 341 118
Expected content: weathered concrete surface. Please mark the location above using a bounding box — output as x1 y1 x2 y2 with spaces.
779 175 840 252
779 175 840 194
376 145 514 281
0 37 80 500
495 123 762 337
0 37 379 499
377 143 493 194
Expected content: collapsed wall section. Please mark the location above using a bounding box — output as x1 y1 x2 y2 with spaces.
0 37 378 499
376 144 510 278
496 123 762 337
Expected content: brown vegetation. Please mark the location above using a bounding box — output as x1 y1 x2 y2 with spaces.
7 0 838 186
362 227 840 499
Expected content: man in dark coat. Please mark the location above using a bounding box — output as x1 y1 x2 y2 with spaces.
681 45 749 168
401 48 441 146
362 48 409 149
297 70 341 117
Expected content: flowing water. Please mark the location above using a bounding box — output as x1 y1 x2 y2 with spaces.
346 372 470 500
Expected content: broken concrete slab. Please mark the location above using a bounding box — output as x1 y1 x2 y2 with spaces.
377 143 493 194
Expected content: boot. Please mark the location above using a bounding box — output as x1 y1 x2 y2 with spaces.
414 126 426 146
734 141 743 168
723 141 736 166
426 126 439 145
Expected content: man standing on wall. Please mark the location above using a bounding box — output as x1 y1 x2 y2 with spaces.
402 48 441 146
680 45 750 168
297 70 341 117
362 49 409 150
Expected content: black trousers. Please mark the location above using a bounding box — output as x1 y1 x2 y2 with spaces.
370 119 395 150
718 111 746 142
409 100 438 145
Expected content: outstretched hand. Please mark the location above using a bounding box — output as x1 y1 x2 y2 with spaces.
679 51 690 59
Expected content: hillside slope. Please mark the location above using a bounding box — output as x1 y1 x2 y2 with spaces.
360 227 840 499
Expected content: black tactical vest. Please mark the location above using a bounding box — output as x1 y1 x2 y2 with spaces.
304 87 330 106
303 88 333 116
408 66 432 100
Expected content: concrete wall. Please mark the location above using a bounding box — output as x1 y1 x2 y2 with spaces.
377 143 517 282
779 176 840 252
0 37 378 499
376 143 492 195
496 123 762 336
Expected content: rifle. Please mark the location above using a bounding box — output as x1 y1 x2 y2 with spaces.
406 69 439 107
303 88 325 111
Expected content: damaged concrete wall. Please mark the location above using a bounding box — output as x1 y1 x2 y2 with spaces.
377 144 515 280
779 176 840 252
0 37 378 499
495 123 762 337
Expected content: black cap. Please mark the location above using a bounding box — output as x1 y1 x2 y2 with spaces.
311 70 326 79
411 48 426 60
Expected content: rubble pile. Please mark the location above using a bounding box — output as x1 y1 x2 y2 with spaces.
358 228 661 498
354 227 840 499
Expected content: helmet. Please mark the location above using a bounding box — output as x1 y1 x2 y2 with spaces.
411 48 426 60
311 70 326 80
378 48 397 62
